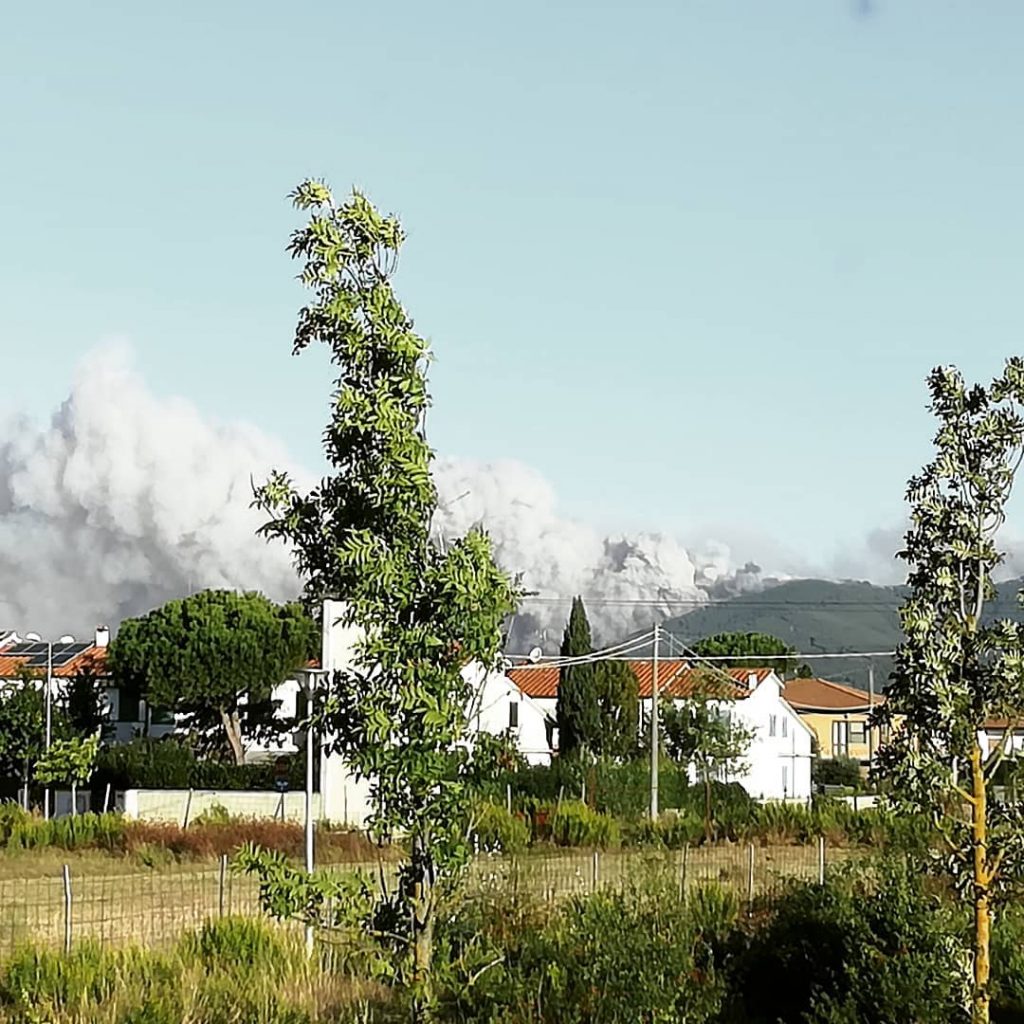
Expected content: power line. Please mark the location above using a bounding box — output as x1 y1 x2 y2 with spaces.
517 596 904 610
504 648 896 662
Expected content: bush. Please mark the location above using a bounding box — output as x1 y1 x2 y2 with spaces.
435 879 724 1024
992 905 1024 1023
623 808 703 848
472 802 529 854
91 738 307 795
543 801 619 848
813 756 864 791
2 812 127 852
721 859 968 1024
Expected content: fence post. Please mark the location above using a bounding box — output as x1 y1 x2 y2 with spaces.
680 843 688 901
102 782 112 814
218 854 227 917
818 835 825 885
62 864 72 954
591 849 599 892
506 783 512 815
746 843 755 908
182 788 194 829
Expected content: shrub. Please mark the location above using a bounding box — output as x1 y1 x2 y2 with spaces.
545 801 619 848
722 859 968 1024
472 802 529 854
177 917 301 979
91 738 307 794
992 905 1024 1023
435 879 724 1023
813 756 863 791
623 808 703 848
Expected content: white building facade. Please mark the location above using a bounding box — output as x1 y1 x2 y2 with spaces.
508 662 813 802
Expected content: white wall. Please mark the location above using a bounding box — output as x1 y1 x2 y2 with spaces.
732 675 813 801
467 666 553 765
636 673 813 801
120 788 325 824
318 600 374 827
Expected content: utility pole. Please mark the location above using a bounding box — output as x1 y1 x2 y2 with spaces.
650 623 660 821
867 662 875 770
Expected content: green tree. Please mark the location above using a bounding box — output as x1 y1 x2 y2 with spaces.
63 667 109 739
108 589 317 765
595 658 640 759
0 681 48 787
690 631 797 675
556 597 600 758
556 597 638 759
251 180 517 1003
34 734 100 816
874 361 1024 1024
660 669 754 838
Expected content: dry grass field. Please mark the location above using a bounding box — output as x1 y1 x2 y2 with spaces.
0 842 865 956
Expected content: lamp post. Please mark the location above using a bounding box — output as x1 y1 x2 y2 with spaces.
295 666 327 956
25 632 75 820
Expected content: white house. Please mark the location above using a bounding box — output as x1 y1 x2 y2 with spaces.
314 601 556 825
507 661 814 802
465 662 555 766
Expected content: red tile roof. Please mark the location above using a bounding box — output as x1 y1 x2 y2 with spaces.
507 661 771 701
782 677 884 712
0 645 108 679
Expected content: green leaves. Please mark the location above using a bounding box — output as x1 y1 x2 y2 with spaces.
877 359 1024 921
34 734 100 787
254 180 519 990
107 590 317 763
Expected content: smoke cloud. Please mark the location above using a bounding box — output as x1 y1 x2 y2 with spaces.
0 345 778 645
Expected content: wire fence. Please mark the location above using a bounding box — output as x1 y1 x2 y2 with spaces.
0 843 862 958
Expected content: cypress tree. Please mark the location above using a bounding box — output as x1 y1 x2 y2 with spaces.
556 597 640 759
556 596 600 758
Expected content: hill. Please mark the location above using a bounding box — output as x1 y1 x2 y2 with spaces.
643 577 1024 692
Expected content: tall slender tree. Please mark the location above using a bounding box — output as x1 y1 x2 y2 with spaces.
556 597 600 757
875 361 1024 1024
556 597 639 759
252 180 517 1005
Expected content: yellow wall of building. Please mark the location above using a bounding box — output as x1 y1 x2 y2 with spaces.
797 710 886 762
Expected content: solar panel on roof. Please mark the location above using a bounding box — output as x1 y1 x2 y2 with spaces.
7 643 47 656
51 646 89 668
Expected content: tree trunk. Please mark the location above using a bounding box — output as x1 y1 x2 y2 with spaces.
219 708 246 766
410 834 435 1021
970 743 991 1024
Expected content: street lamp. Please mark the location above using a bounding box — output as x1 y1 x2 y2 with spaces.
295 666 327 956
26 632 75 820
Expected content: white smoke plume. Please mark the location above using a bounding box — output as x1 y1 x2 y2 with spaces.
0 345 774 645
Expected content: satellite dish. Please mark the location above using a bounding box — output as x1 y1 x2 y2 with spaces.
25 632 41 642
528 647 543 664
59 635 75 644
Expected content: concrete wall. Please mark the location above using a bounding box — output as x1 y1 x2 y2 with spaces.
120 788 325 824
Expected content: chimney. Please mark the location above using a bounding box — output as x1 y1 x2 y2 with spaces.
747 671 759 689
95 625 110 648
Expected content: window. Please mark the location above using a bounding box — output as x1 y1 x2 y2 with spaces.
849 721 867 744
782 765 790 796
769 714 777 737
508 701 519 730
781 717 788 738
832 721 849 756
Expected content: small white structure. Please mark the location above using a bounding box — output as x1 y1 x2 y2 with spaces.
507 662 814 802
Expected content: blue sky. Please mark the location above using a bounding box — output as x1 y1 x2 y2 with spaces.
3 1 1024 572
